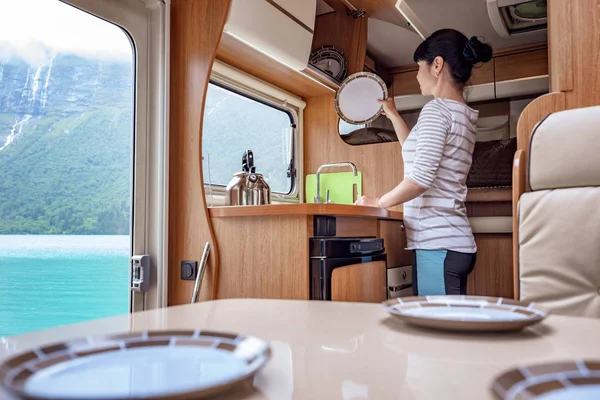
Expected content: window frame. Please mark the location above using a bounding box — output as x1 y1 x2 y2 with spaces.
60 0 169 311
205 61 306 204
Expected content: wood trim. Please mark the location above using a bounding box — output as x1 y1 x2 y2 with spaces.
209 204 403 220
331 261 387 303
168 0 231 305
466 188 512 203
516 91 565 154
548 0 573 92
492 42 548 58
512 150 527 300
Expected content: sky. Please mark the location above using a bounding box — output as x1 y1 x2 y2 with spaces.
0 0 132 64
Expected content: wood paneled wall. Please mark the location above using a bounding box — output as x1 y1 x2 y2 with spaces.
168 0 231 305
516 0 600 153
513 0 600 298
303 95 404 212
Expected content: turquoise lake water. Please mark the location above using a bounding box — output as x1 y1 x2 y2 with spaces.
0 235 130 337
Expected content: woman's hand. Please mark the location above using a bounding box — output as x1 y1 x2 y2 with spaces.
377 97 410 145
354 195 381 208
378 97 400 120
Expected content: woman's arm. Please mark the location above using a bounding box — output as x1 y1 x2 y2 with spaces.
354 178 425 208
379 98 410 145
378 178 426 208
355 99 452 208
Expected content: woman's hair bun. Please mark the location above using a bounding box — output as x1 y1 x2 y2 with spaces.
463 36 493 64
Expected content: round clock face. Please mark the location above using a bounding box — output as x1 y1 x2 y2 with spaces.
309 45 348 81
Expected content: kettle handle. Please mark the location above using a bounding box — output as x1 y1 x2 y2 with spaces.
241 151 249 173
246 150 255 173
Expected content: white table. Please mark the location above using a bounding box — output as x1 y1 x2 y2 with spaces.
2 299 600 399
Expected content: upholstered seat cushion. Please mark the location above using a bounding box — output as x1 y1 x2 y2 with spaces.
519 185 600 317
518 105 600 317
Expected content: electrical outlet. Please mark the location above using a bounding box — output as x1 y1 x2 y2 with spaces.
181 260 198 280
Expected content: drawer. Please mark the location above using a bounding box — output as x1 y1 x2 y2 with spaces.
387 265 412 298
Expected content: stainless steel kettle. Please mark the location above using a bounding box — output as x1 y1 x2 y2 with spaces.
225 150 271 206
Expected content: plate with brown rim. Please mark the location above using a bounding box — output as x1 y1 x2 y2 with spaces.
491 360 600 399
334 71 387 125
382 295 550 332
0 330 271 400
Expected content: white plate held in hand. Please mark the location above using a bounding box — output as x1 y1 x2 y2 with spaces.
335 72 388 125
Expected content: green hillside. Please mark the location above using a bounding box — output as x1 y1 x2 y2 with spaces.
0 43 293 235
0 48 133 234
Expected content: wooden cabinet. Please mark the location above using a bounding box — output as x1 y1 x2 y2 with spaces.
471 59 495 85
494 49 548 82
466 233 513 298
392 70 420 97
390 49 547 102
331 261 387 303
378 220 412 268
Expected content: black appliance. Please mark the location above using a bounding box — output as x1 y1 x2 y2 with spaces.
310 237 387 300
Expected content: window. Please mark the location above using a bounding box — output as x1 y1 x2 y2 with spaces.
0 0 167 338
202 81 298 196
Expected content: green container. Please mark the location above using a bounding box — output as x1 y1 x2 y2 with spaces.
305 171 362 204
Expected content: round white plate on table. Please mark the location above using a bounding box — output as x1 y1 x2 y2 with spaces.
383 295 550 332
491 360 600 399
0 330 271 400
334 72 387 125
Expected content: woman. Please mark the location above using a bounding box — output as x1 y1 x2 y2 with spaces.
355 29 492 296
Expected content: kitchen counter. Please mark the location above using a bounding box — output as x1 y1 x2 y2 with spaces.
209 203 403 220
208 203 403 300
2 299 600 399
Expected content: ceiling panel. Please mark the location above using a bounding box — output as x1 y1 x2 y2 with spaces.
405 0 547 51
366 0 547 68
367 18 423 66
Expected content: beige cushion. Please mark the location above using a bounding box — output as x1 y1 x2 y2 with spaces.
519 105 600 317
529 105 600 190
519 188 600 317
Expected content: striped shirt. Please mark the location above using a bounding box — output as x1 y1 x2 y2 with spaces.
402 98 478 253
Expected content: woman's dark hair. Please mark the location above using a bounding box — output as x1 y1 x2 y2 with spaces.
413 29 493 85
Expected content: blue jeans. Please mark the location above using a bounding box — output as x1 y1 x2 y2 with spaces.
412 250 477 295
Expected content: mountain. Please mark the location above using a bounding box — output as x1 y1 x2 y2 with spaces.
0 42 294 235
0 44 133 234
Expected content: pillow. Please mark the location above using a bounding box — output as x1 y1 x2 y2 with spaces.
467 138 516 188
